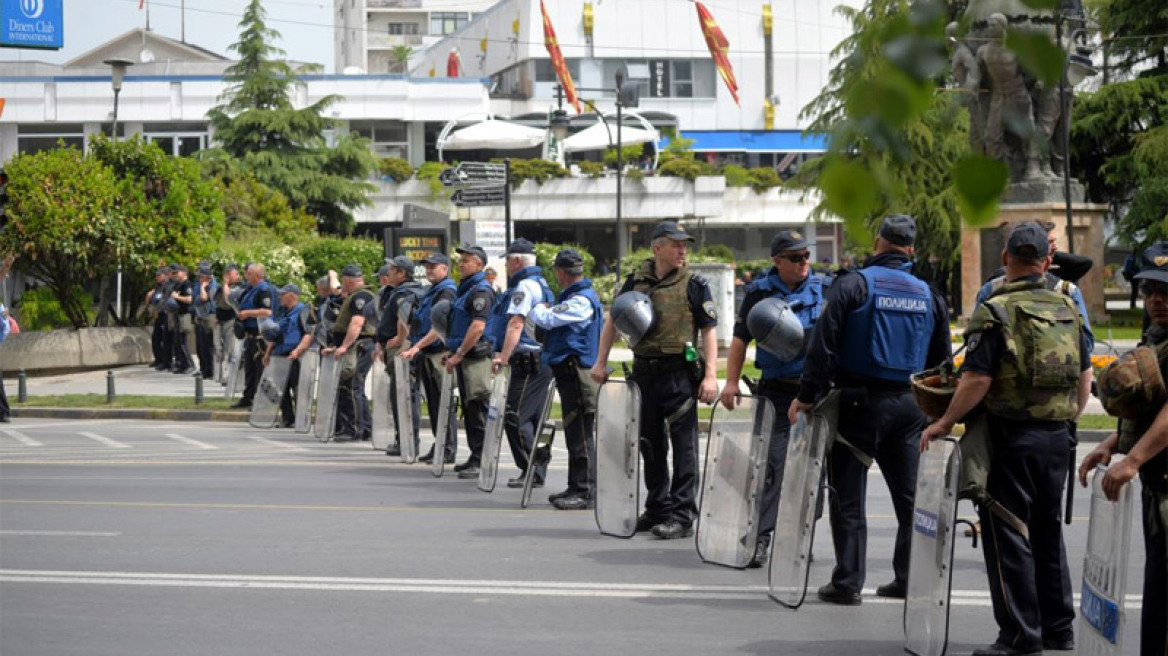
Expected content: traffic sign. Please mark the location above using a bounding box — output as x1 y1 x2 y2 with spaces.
440 162 508 187
451 186 506 207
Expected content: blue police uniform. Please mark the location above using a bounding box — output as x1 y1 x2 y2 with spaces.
446 271 495 465
411 278 457 461
236 279 274 407
271 301 311 426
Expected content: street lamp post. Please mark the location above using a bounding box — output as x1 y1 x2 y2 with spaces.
104 58 134 325
1054 13 1097 255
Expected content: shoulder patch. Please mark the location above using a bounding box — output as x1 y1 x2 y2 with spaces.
551 303 569 313
260 295 271 308
354 297 366 311
512 291 526 306
702 300 718 320
966 332 981 353
473 297 486 312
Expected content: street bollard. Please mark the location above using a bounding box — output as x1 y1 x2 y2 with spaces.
17 368 27 403
106 370 116 404
194 371 204 405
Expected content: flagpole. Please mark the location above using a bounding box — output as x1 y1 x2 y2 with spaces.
181 0 186 42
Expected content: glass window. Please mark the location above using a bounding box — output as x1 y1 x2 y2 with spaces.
535 58 580 83
692 59 716 98
177 136 204 158
672 60 693 98
17 136 84 155
430 12 468 35
388 22 419 35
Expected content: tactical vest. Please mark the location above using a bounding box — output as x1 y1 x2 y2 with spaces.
968 280 1082 421
631 259 695 357
385 281 425 341
543 279 603 367
1118 329 1168 455
333 286 377 339
411 278 457 345
194 280 218 318
239 280 274 330
489 266 554 352
838 264 932 383
750 269 823 380
272 302 308 356
215 282 242 322
447 272 493 354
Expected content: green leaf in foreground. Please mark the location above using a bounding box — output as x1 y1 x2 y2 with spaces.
953 155 1008 226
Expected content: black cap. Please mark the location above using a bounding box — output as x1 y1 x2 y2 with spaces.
505 238 536 256
1006 221 1051 259
168 263 180 272
224 263 239 274
770 229 810 255
340 264 363 278
879 214 916 247
456 244 489 264
553 248 585 272
155 267 169 276
389 255 415 278
279 283 302 296
175 264 188 274
376 263 393 277
196 266 213 277
650 221 696 242
420 252 450 266
1134 241 1168 285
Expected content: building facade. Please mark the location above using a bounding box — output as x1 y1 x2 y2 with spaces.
335 0 500 74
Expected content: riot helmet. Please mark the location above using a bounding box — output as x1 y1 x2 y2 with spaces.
747 297 805 362
260 317 282 343
431 299 452 340
610 291 656 348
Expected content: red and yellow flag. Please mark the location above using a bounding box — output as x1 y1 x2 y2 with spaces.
694 2 739 105
540 0 581 114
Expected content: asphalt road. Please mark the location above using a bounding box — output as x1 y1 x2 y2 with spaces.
0 419 1149 656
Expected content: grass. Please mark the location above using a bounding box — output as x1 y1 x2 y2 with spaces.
16 394 239 410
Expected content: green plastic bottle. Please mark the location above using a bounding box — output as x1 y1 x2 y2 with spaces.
684 341 698 362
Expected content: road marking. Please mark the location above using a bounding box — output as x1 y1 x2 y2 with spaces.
77 432 132 449
245 435 306 451
1 429 43 447
164 433 218 450
0 499 560 514
0 531 122 537
0 569 1143 608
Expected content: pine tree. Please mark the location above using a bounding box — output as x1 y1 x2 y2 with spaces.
205 0 376 234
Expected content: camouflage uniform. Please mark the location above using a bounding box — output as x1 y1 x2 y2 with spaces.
961 275 1091 654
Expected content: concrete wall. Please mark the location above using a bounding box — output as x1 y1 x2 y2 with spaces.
0 327 152 373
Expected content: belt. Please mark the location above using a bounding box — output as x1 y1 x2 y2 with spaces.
633 355 690 376
509 351 541 368
758 378 801 395
551 355 584 371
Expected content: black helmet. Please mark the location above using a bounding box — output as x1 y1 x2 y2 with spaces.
163 297 180 313
610 291 656 348
260 317 282 343
431 299 453 340
747 298 805 362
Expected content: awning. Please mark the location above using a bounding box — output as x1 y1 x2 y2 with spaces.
438 119 547 151
562 122 659 153
659 130 828 153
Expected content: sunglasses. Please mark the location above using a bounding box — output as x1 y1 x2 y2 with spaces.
780 253 811 263
1140 281 1168 297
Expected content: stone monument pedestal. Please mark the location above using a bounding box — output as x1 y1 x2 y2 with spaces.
960 197 1109 321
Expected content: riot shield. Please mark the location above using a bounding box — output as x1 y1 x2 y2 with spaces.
393 355 417 463
478 365 511 493
1077 466 1136 656
520 378 559 508
313 354 342 442
768 389 839 609
594 379 642 538
224 336 244 400
294 348 319 434
904 438 962 656
371 360 395 451
696 396 775 569
248 355 293 429
432 368 457 478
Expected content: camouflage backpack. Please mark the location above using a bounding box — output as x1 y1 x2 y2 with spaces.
1098 346 1166 421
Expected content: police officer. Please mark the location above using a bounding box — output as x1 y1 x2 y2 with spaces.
529 248 603 510
145 266 172 370
214 264 244 385
193 265 219 380
263 283 315 429
923 222 1090 656
1080 241 1168 656
378 256 424 457
790 214 951 604
591 221 720 540
232 263 275 409
325 265 378 441
720 229 824 568
168 265 196 375
490 238 556 489
399 253 458 464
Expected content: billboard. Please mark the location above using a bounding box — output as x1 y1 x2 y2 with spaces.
1 0 64 50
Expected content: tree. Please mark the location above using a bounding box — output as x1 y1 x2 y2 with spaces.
205 0 377 234
1071 0 1168 248
388 45 414 74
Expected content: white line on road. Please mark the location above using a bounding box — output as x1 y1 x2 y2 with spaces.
0 531 122 537
77 432 132 449
164 433 218 450
0 570 1142 608
1 429 43 447
245 435 306 451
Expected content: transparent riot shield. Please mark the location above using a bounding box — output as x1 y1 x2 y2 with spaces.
371 360 395 451
696 395 775 569
248 355 293 429
478 365 511 493
1077 466 1136 656
520 378 559 508
594 379 642 538
904 438 962 656
313 354 342 443
224 336 244 400
294 348 319 434
432 369 457 478
393 355 416 464
768 389 839 609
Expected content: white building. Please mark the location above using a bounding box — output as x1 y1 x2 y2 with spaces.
335 0 501 74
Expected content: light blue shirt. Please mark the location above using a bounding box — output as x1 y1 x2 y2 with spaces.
529 296 594 329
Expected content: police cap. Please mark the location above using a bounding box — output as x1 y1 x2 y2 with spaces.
1006 221 1050 259
1134 241 1168 286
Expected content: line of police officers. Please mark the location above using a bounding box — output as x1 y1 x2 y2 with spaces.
151 218 1164 656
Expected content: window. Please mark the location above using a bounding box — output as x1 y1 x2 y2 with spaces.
388 22 419 35
430 12 468 36
671 60 693 98
349 120 409 159
534 58 580 83
17 123 85 155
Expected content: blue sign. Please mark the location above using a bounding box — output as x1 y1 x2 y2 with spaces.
1080 580 1120 644
1 0 63 50
913 508 939 538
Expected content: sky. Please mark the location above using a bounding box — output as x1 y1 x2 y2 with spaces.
4 0 337 71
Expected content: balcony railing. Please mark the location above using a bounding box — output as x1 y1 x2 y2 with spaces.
367 0 422 8
367 33 424 48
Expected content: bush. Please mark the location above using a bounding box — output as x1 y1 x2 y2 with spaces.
499 158 567 186
698 244 736 262
659 157 713 181
378 156 413 183
602 143 644 167
578 160 605 179
296 235 385 287
747 167 782 193
206 237 308 291
415 161 450 198
722 164 750 188
16 286 92 331
532 242 595 296
625 168 646 182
